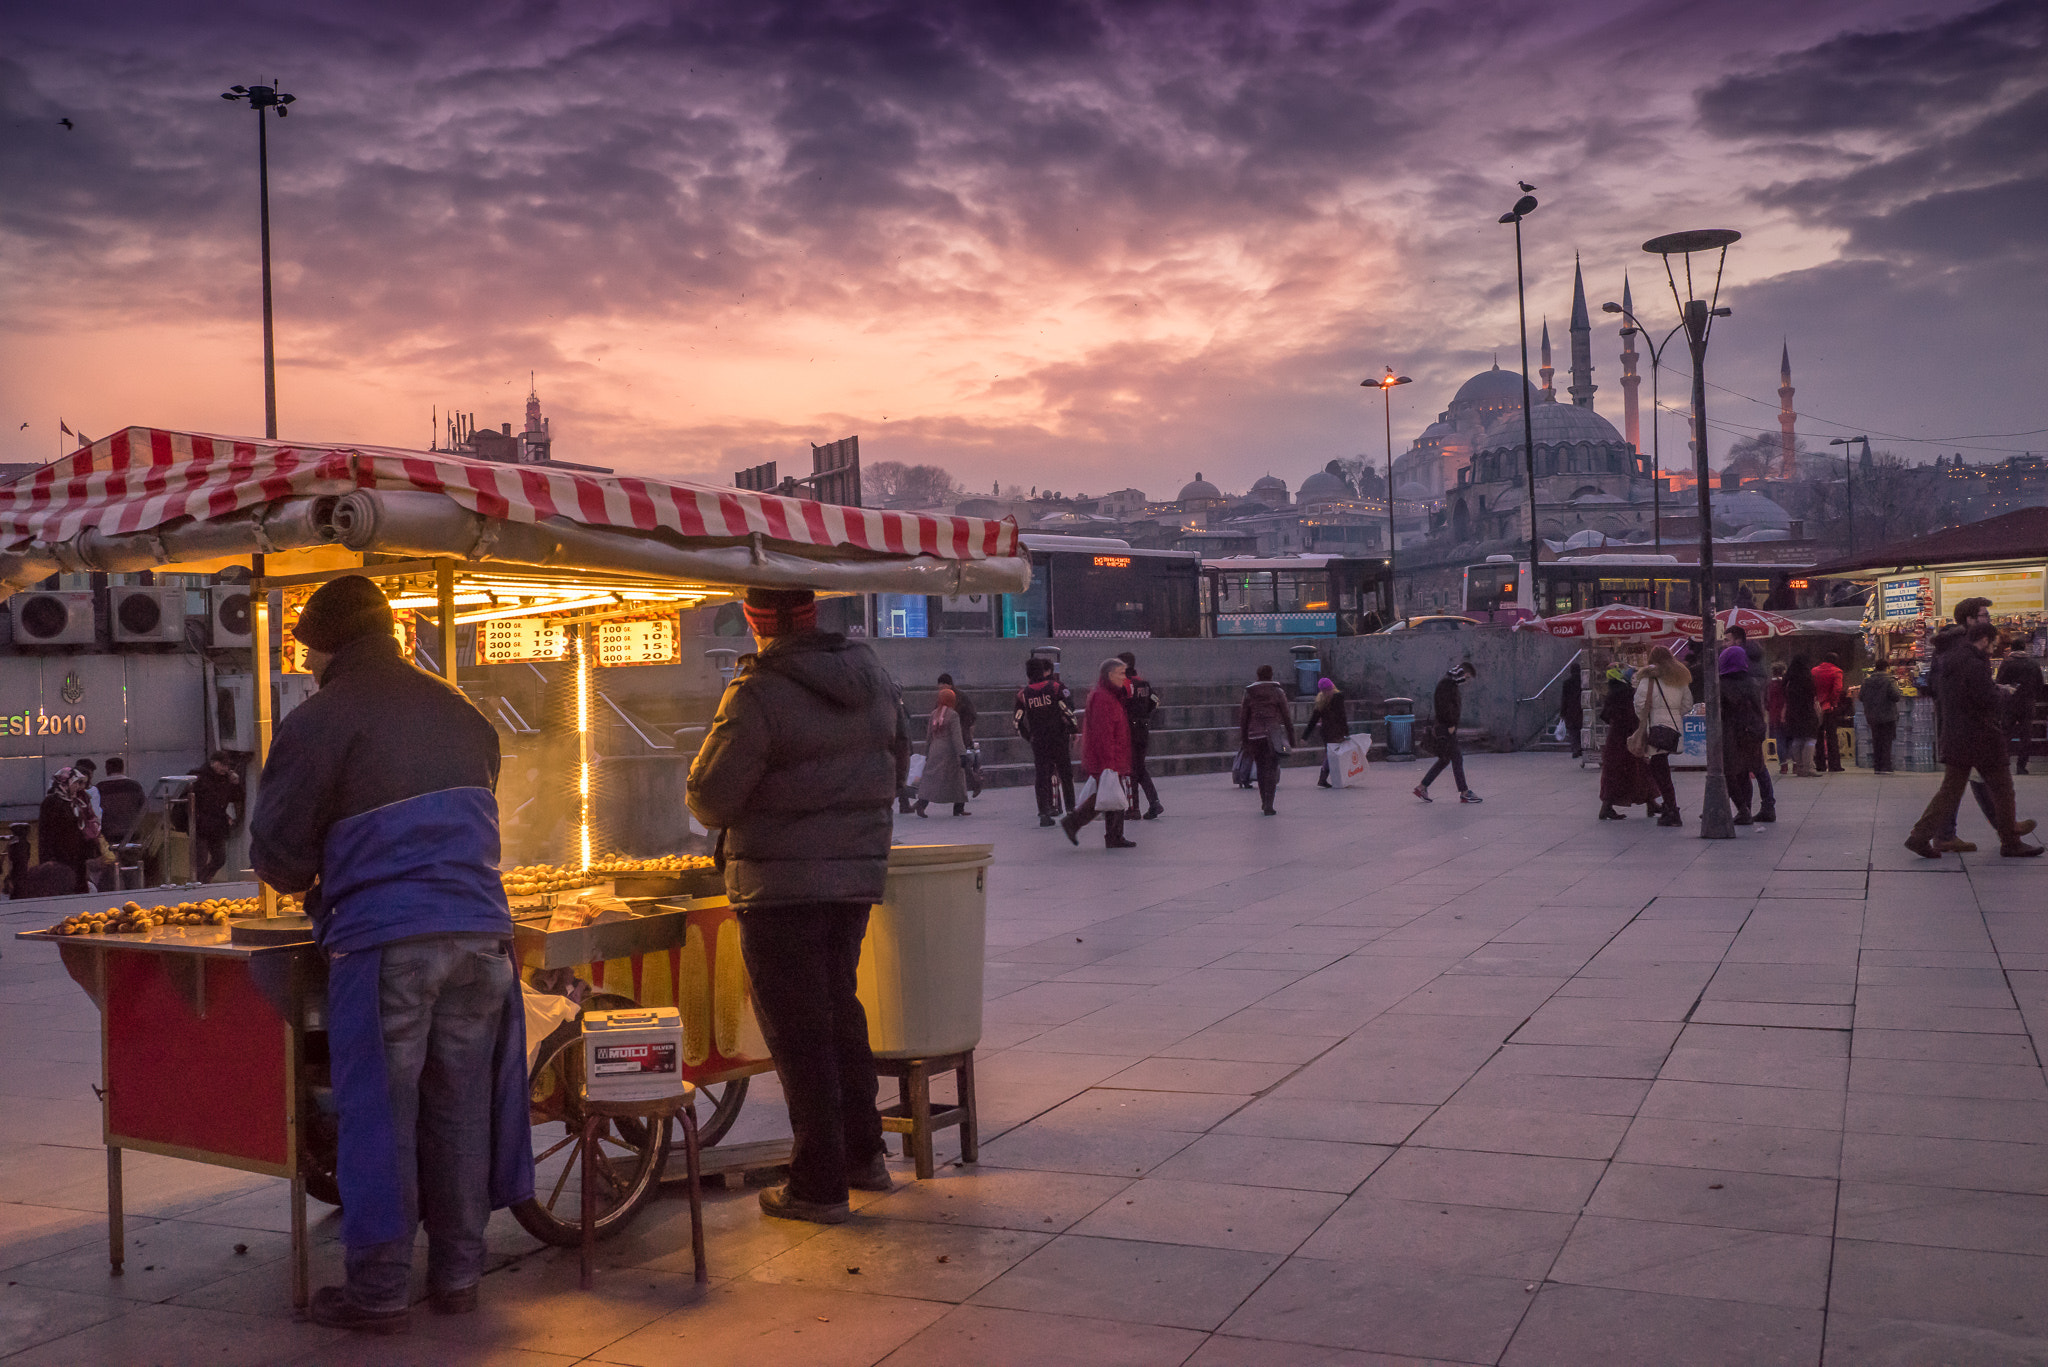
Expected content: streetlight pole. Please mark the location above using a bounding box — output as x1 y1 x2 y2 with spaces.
1500 191 1540 612
221 83 296 439
1644 228 1741 840
1602 303 1686 562
1829 435 1869 554
1364 369 1411 620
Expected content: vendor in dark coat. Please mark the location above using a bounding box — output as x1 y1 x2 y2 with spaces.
1906 622 2041 859
1598 666 1657 819
688 587 909 1223
251 575 530 1334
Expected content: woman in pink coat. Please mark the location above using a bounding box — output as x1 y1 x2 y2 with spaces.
1060 658 1137 849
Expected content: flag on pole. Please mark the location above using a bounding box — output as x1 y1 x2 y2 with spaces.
59 421 72 436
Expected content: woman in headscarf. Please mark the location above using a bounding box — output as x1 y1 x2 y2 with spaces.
1632 646 1693 828
1061 658 1137 848
39 767 92 893
1597 664 1657 820
913 687 972 816
1782 655 1821 777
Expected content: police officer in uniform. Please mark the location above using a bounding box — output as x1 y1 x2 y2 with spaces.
1116 651 1163 819
1014 656 1078 826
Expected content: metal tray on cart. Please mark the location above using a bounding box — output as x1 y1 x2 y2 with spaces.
510 895 727 970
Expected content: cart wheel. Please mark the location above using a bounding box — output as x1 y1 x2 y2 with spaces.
511 1001 668 1248
615 1075 750 1150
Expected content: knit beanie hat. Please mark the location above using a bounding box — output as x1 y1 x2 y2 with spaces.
1718 645 1750 677
1318 677 1335 691
742 586 817 637
293 575 393 653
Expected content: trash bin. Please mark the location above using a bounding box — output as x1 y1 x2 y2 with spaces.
1383 697 1416 760
113 843 145 891
859 843 992 1059
1290 644 1321 697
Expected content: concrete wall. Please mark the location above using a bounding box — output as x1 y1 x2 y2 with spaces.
0 652 210 820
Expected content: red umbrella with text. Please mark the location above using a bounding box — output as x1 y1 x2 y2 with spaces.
1716 607 1801 638
1514 605 1705 642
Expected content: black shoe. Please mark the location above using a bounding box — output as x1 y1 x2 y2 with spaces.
1598 804 1624 821
1756 807 1777 823
953 804 970 816
913 800 928 818
1143 805 1163 820
848 1152 894 1193
1039 815 1056 828
1106 837 1138 849
310 1286 409 1335
1059 813 1081 845
1658 810 1684 827
759 1184 851 1224
1261 806 1277 816
1733 810 1754 826
1317 777 1332 788
430 1285 478 1316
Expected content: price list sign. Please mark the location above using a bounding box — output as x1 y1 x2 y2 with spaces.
596 618 679 666
476 617 571 664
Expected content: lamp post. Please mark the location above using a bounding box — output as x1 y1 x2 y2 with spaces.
1601 302 1686 560
1499 190 1541 611
1363 369 1411 618
220 83 296 439
1643 227 1741 840
1828 436 1870 554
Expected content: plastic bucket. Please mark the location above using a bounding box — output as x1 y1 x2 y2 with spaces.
859 843 992 1058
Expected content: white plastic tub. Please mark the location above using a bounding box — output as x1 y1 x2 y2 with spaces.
857 843 992 1059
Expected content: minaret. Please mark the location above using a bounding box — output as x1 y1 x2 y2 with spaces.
1777 342 1796 479
1619 275 1641 453
1567 255 1596 409
524 372 546 435
1538 319 1555 401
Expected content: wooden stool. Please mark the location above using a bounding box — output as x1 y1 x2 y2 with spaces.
873 1051 978 1180
579 1091 706 1290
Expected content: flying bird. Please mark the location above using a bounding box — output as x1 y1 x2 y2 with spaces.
17 422 26 430
58 118 73 130
1518 181 1536 192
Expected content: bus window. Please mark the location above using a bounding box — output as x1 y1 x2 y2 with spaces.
1217 571 1274 615
1276 572 1329 613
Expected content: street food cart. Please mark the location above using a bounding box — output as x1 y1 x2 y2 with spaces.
7 426 1027 1306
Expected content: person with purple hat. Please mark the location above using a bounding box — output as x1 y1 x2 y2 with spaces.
1719 642 1770 825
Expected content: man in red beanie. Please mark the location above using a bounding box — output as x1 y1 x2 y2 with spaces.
252 574 532 1333
688 586 908 1223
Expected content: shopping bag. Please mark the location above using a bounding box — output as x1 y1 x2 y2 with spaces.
1554 719 1569 742
1329 738 1369 788
906 753 927 786
1231 746 1255 787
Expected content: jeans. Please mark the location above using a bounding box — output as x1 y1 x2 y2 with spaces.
1421 728 1466 793
1128 730 1159 812
1031 737 1076 817
1912 761 2019 847
738 902 884 1206
1869 719 1897 772
345 934 514 1312
1249 737 1282 809
195 834 228 883
1790 737 1817 776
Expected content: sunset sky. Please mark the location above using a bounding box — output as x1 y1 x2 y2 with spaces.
2 0 2042 499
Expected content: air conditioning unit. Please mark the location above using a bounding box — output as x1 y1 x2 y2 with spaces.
214 674 255 751
110 585 186 644
10 590 96 645
209 586 254 647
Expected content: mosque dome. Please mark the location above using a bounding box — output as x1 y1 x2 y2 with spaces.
1474 401 1627 453
1451 365 1535 411
1297 469 1353 505
1177 473 1225 504
1249 474 1290 505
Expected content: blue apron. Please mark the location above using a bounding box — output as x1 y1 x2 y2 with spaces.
316 788 535 1248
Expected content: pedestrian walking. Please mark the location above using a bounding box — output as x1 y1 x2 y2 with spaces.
251 574 532 1332
1720 645 1770 825
1726 628 1777 820
1997 646 2043 775
914 687 972 817
1905 622 2043 859
1767 664 1789 774
1813 655 1848 773
191 751 243 882
1597 665 1657 820
1061 658 1137 848
1923 599 1997 850
1116 652 1163 818
1013 657 1078 826
688 586 907 1224
1559 660 1584 759
1631 646 1691 827
1415 662 1481 804
936 674 983 796
1860 665 1905 774
1782 657 1821 776
1240 664 1296 815
1304 677 1350 788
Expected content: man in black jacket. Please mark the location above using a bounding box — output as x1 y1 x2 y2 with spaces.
1997 645 2043 775
688 587 908 1224
1906 623 2042 859
252 575 529 1333
190 751 242 882
1013 657 1077 826
1116 652 1163 819
1415 663 1481 804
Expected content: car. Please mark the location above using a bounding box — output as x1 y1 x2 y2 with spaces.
1377 614 1480 634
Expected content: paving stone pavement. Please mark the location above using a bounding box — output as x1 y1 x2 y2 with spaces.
4 755 2048 1364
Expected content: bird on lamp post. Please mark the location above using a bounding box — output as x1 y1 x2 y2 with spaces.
220 83 296 440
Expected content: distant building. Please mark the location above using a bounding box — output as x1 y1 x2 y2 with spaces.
437 379 610 474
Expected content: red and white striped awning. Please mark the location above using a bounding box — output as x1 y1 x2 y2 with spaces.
0 428 1028 596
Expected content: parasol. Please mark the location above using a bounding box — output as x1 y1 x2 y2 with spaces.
1716 607 1801 638
1514 605 1704 642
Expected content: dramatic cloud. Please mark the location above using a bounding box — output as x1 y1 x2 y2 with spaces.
0 0 2040 497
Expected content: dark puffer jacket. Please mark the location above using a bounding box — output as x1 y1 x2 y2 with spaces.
1935 642 2006 771
1240 680 1295 746
687 631 909 908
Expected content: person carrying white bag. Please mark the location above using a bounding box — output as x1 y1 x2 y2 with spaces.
1302 677 1359 789
1060 658 1139 849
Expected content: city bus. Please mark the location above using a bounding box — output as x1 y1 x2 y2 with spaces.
1462 555 1831 619
1201 555 1394 636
